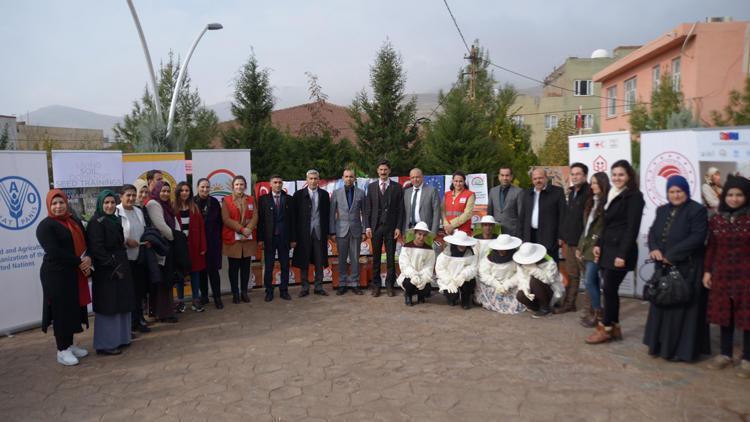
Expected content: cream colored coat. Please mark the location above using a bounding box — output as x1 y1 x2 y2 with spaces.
503 259 564 306
478 257 518 296
396 246 436 290
435 250 477 293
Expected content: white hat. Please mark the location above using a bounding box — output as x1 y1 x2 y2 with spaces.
413 221 431 234
478 215 499 225
443 230 478 247
489 234 522 251
512 242 548 265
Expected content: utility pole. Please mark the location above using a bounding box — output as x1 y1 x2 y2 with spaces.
464 44 479 102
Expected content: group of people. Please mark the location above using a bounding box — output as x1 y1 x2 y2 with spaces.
36 159 750 379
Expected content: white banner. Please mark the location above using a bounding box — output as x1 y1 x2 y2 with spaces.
568 131 631 176
467 173 488 205
0 151 49 333
52 150 123 188
190 149 252 200
122 152 186 192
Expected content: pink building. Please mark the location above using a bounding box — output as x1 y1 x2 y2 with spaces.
594 19 750 133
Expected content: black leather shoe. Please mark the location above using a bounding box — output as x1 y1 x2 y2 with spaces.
96 348 122 356
386 286 395 297
214 297 224 309
352 287 364 295
417 295 426 304
299 289 309 298
336 286 347 296
135 323 151 333
405 295 413 306
241 292 250 303
314 289 329 296
264 291 273 302
232 293 240 304
372 286 381 297
280 291 291 300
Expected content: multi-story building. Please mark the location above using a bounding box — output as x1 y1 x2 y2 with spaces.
514 47 639 151
594 18 750 133
15 122 104 150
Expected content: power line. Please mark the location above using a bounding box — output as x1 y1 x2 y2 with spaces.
442 0 470 54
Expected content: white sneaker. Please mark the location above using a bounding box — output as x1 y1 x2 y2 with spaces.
56 348 79 366
69 345 89 358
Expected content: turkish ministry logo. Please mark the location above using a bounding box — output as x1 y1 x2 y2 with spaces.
206 169 236 198
645 151 697 206
592 155 607 172
0 176 42 230
719 131 739 141
577 142 590 150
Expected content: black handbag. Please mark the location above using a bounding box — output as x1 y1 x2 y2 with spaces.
643 265 692 306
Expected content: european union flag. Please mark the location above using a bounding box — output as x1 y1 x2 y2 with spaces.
423 175 446 201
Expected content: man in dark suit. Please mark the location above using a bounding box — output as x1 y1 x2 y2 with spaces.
557 162 591 313
486 167 524 237
257 175 295 302
519 168 565 262
402 168 440 234
364 159 403 297
292 169 331 297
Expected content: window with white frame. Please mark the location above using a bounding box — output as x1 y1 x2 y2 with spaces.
581 114 593 129
511 115 524 126
544 114 558 130
574 80 593 96
607 86 617 117
672 57 681 90
652 65 660 92
624 77 637 113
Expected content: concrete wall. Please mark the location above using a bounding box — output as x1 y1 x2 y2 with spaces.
16 123 104 150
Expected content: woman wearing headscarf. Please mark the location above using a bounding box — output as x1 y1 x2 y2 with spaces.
396 222 436 306
116 184 150 334
577 172 610 328
144 181 179 322
435 230 478 309
511 242 564 318
36 190 92 366
643 176 710 362
704 175 750 378
701 167 722 214
86 190 135 355
133 178 149 208
194 178 224 309
476 234 526 314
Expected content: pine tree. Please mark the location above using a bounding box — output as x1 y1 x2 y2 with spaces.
538 116 575 166
712 76 750 126
629 72 699 136
0 123 9 150
349 40 418 176
490 84 537 187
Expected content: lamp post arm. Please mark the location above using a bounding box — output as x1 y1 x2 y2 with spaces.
126 0 162 118
166 25 209 139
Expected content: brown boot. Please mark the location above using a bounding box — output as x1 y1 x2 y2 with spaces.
580 308 601 328
585 322 613 344
565 277 580 312
611 323 623 341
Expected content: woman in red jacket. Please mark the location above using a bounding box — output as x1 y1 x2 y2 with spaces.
442 171 476 236
174 182 207 313
704 175 750 378
221 175 258 304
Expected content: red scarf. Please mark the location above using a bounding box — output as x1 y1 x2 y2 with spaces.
46 189 91 306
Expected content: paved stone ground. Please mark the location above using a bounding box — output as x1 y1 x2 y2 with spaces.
1 287 748 422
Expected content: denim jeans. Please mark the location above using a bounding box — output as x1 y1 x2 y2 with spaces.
176 271 202 302
583 260 601 310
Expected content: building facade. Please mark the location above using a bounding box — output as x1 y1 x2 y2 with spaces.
594 19 750 133
16 122 104 150
514 47 639 151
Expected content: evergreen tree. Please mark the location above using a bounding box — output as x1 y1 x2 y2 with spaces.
538 116 575 166
113 51 218 154
0 123 9 150
349 40 418 176
629 72 699 136
490 84 537 187
712 76 750 126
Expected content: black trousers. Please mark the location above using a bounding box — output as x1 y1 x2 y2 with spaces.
129 260 148 323
402 279 429 298
602 268 629 325
200 269 221 299
263 234 290 293
516 277 553 311
371 226 397 287
55 333 73 351
720 299 750 360
228 257 252 295
300 232 324 291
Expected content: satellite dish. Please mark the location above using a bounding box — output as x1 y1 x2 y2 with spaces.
591 49 610 59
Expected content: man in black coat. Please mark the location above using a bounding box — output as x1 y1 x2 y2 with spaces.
519 168 565 262
292 169 331 297
257 175 295 302
558 162 591 313
364 159 404 297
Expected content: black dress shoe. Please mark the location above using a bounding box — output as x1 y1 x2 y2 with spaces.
405 295 413 306
241 292 250 303
214 297 224 309
299 289 309 298
232 293 240 304
135 323 151 333
264 292 273 302
336 286 347 296
96 348 122 356
417 295 426 304
280 291 291 300
372 286 381 297
386 286 395 297
314 289 329 296
352 287 364 295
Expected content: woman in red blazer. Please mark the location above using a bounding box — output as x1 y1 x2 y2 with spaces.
174 182 207 313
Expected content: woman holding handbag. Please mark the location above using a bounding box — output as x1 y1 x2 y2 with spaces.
642 175 710 362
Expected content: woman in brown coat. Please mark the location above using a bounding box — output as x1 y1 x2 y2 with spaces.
222 175 258 304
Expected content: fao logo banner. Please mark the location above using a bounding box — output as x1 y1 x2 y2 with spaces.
0 176 42 231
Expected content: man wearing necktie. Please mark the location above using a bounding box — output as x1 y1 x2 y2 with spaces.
292 169 331 297
329 168 366 295
257 175 295 302
402 168 440 235
364 159 404 297
487 167 524 238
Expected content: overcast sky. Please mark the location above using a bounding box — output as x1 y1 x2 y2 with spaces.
2 0 748 117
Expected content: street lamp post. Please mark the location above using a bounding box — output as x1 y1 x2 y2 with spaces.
165 23 223 139
125 0 162 118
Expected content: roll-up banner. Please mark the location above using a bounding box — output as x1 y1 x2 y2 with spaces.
190 149 252 201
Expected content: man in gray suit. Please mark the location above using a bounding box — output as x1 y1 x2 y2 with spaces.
402 168 441 234
487 167 523 237
329 168 366 295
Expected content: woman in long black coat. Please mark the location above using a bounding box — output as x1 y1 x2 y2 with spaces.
195 178 224 309
87 190 135 355
37 189 92 366
587 160 645 344
643 175 710 362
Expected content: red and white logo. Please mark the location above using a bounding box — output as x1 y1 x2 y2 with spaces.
644 151 697 206
592 155 607 172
